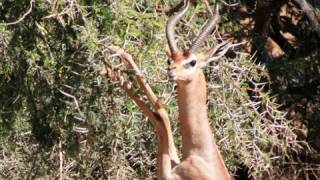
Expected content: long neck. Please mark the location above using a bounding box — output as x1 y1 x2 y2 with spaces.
177 73 216 159
176 72 231 179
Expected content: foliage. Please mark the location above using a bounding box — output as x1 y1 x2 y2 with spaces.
0 0 319 179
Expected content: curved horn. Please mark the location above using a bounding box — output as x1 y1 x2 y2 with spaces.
166 0 190 57
189 4 220 53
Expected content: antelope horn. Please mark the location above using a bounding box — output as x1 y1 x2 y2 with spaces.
189 4 220 53
166 0 190 57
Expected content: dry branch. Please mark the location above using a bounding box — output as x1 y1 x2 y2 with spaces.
292 0 320 38
2 0 35 26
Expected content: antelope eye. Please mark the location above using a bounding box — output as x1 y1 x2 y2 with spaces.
167 59 173 65
189 59 197 67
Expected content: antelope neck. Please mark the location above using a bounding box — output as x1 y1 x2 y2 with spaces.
177 72 215 160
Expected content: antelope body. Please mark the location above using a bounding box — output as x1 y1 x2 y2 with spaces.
159 0 233 179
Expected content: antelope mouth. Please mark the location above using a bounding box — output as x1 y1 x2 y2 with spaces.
167 70 177 81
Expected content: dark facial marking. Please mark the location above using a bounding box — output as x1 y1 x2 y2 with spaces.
189 59 197 67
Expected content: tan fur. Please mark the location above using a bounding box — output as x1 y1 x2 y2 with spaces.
167 53 231 180
163 1 231 178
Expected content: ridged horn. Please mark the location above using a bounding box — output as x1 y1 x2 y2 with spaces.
166 0 190 57
189 4 220 53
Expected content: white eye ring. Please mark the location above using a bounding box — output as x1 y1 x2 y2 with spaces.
183 59 197 68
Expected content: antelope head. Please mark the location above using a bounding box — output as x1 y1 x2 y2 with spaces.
166 0 234 83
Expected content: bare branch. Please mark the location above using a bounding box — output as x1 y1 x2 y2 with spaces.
2 0 35 26
58 89 81 113
203 0 213 15
292 0 320 38
59 139 63 180
220 0 239 7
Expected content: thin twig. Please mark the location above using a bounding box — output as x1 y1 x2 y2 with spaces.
220 0 239 7
2 0 35 26
292 0 320 37
203 0 213 15
59 139 63 180
58 89 81 113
